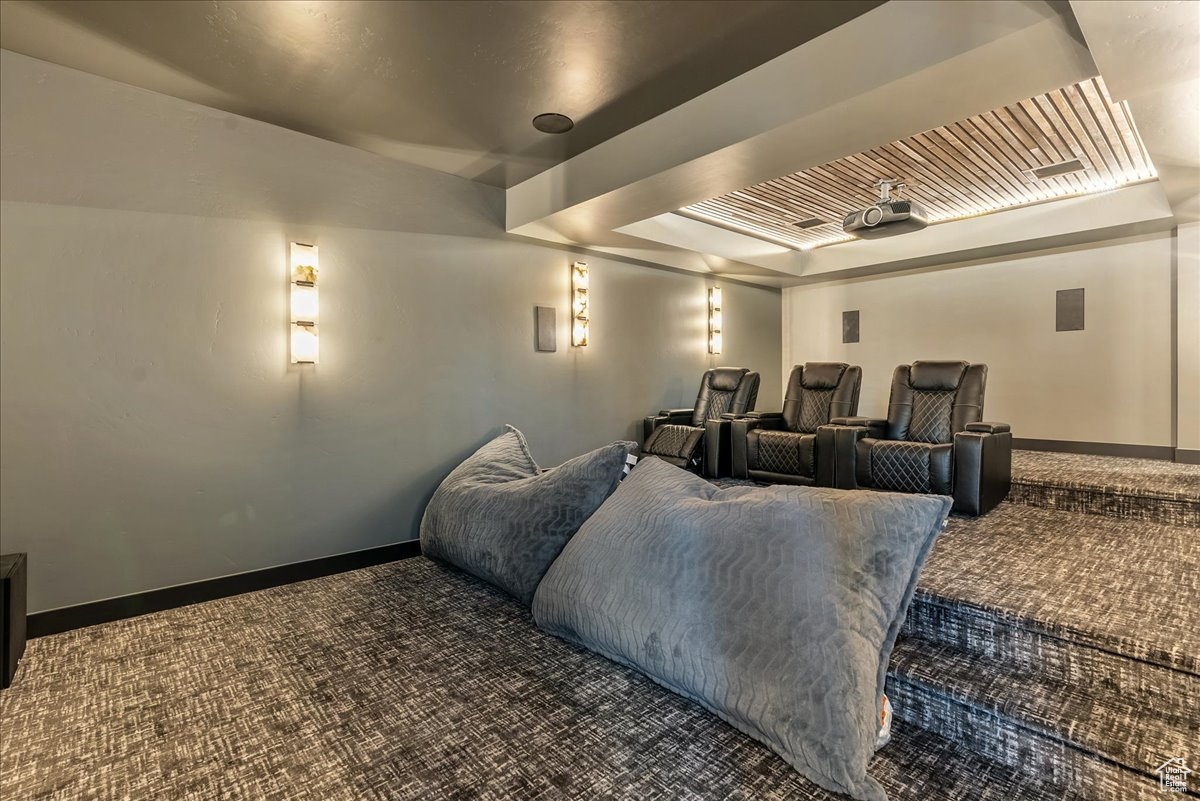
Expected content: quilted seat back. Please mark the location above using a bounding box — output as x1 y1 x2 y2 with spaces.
780 362 862 433
885 361 987 444
692 367 760 427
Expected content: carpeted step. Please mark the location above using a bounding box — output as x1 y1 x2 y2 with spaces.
911 504 1200 679
1010 450 1200 526
902 593 1198 718
871 725 1098 801
897 501 1200 799
886 636 1197 800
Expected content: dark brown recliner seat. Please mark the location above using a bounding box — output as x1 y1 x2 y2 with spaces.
729 362 861 486
824 360 1011 516
642 367 760 472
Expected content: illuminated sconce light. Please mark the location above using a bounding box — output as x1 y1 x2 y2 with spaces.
708 286 722 354
290 242 319 364
571 261 589 346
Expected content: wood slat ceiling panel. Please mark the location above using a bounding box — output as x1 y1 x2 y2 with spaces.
681 77 1156 250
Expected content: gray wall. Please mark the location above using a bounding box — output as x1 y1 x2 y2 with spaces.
783 233 1175 446
0 51 782 612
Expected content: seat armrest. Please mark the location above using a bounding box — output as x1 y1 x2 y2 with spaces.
817 423 880 489
830 416 887 427
953 427 1013 516
704 418 735 478
724 410 783 421
828 416 887 441
644 409 694 442
729 416 783 478
965 422 1010 434
737 416 785 433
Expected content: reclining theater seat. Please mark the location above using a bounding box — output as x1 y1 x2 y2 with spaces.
642 367 760 471
729 362 861 486
826 361 1012 516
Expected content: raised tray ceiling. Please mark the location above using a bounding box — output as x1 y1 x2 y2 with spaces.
681 77 1156 250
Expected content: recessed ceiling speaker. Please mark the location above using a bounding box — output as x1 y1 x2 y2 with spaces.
1028 158 1087 180
532 113 574 134
842 179 929 239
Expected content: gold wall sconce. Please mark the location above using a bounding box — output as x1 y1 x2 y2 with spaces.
290 242 319 364
708 286 722 354
572 261 589 347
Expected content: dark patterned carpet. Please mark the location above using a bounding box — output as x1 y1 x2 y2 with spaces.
1010 451 1200 527
1011 451 1200 501
3 450 1197 800
924 504 1199 674
896 504 1199 801
0 558 1066 801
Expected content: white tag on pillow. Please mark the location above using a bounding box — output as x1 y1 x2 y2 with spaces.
875 694 893 750
623 453 639 477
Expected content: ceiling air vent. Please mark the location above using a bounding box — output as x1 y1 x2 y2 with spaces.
1028 158 1087 180
791 217 827 229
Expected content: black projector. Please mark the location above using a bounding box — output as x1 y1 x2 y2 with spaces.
842 198 930 239
842 180 930 239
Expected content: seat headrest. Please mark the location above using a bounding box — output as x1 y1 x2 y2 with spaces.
909 361 969 391
707 367 749 392
801 362 848 390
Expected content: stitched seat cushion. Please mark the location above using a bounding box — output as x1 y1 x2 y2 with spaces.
747 429 816 477
420 425 635 606
643 423 704 461
859 439 953 495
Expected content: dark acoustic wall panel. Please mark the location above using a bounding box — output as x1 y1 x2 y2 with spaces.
535 306 556 351
1 553 27 687
842 310 860 343
1056 288 1085 332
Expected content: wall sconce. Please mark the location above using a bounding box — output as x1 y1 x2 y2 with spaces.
708 286 722 354
572 261 589 346
290 242 319 364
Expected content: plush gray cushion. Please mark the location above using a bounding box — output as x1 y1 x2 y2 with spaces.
420 426 635 606
532 457 950 801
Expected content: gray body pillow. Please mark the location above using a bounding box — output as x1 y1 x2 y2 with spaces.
420 425 635 606
532 456 950 801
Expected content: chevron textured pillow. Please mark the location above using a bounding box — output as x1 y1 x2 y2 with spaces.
420 425 635 606
533 456 949 801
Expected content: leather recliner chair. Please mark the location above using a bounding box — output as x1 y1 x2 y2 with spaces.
728 362 862 486
643 367 760 472
823 361 1011 516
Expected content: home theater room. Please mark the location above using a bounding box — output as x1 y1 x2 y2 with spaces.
0 1 1196 799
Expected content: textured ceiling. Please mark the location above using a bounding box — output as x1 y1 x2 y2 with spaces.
682 76 1156 250
0 0 882 187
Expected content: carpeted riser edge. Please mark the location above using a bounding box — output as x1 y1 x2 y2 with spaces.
889 638 1198 795
1008 482 1200 527
901 600 1199 717
884 678 1169 801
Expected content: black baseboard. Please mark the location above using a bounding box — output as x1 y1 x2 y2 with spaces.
1177 448 1200 465
27 540 421 639
1013 438 1177 461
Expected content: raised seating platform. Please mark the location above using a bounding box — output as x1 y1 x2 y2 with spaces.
891 450 1200 800
1009 450 1199 527
712 449 1199 798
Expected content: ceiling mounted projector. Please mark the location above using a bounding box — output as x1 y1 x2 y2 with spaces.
842 180 929 239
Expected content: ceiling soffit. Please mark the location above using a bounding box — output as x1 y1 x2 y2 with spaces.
681 76 1155 250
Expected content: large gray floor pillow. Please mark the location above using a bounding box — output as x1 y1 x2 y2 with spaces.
420 425 635 606
532 456 950 801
